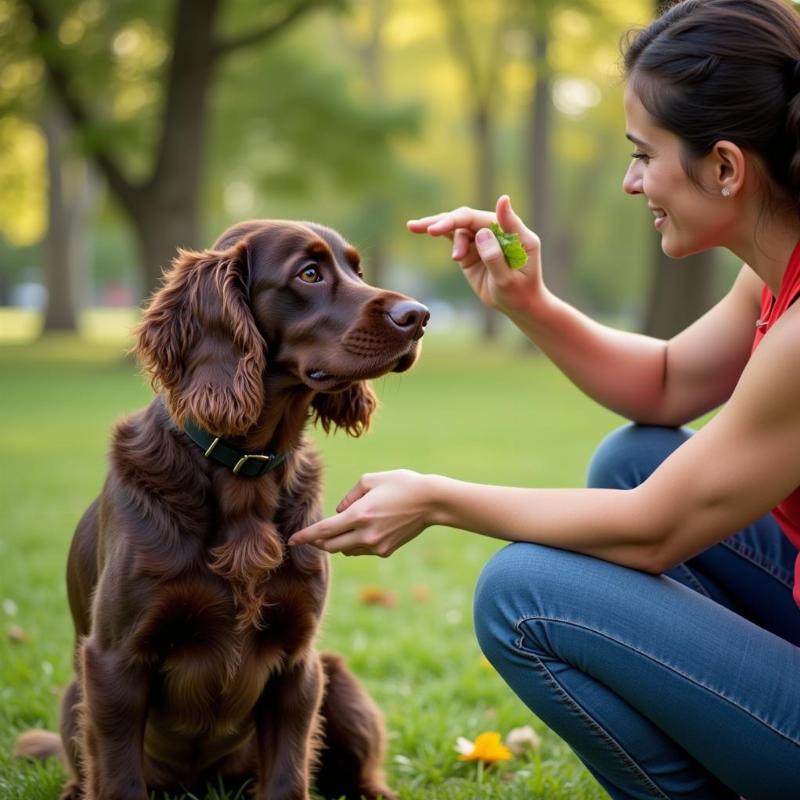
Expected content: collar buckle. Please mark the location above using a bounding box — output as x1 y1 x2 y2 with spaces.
183 419 287 478
232 453 276 475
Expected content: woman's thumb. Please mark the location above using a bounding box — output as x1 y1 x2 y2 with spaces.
474 228 510 279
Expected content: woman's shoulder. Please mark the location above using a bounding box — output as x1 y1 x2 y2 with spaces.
733 300 800 416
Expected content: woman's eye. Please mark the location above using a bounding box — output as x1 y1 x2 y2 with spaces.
631 151 651 164
298 265 321 283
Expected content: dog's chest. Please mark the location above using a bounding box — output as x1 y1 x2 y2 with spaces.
143 573 321 731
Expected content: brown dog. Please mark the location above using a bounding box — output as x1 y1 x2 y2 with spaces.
15 220 429 800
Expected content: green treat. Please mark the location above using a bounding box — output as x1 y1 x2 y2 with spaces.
489 223 528 269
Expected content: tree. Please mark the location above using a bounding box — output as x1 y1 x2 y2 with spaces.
41 89 95 331
0 2 89 330
341 0 390 287
22 0 344 298
438 0 508 339
516 1 599 303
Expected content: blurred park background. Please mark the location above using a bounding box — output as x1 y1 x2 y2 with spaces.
0 0 766 797
0 0 749 342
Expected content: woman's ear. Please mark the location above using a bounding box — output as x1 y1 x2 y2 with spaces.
710 139 746 198
133 242 266 436
311 382 378 437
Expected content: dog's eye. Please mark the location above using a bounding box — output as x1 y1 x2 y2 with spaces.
298 265 321 284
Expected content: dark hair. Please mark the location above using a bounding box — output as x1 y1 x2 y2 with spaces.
623 0 800 207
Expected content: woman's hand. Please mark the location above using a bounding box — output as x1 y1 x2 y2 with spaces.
288 470 434 557
407 194 545 317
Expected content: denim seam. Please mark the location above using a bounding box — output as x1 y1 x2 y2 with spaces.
512 628 672 800
516 614 800 749
720 538 794 589
671 563 712 598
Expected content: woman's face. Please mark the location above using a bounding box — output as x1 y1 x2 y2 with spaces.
622 86 735 259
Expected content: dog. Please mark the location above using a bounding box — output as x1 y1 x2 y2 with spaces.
14 219 429 800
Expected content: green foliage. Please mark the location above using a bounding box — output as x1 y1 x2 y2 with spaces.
0 325 617 798
0 0 675 325
205 15 428 242
489 222 527 269
211 46 420 192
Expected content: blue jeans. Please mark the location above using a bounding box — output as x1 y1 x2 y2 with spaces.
474 425 800 799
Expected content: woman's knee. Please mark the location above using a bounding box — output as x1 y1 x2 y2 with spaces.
474 543 569 663
586 423 693 489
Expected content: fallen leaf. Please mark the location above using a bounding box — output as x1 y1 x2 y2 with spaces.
411 584 431 602
505 725 542 755
358 587 397 608
7 624 29 644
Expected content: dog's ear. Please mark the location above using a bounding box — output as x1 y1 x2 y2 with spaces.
311 383 378 437
134 242 265 436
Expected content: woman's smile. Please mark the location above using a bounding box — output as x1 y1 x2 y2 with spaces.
649 205 668 230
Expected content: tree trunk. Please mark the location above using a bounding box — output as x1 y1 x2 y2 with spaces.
41 98 94 332
642 235 717 338
526 29 563 297
132 205 199 298
131 0 218 299
437 0 503 340
474 104 500 339
359 0 389 289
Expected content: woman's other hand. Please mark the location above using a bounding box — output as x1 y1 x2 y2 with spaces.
288 470 434 557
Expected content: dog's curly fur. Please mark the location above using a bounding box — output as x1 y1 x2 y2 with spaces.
14 219 428 800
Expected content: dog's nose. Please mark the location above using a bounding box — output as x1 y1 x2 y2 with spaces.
387 300 430 339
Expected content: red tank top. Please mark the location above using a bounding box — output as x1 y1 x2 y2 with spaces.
750 240 800 606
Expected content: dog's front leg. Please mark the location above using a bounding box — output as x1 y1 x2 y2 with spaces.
254 653 324 800
79 637 149 800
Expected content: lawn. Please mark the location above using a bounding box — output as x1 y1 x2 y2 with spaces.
0 311 622 799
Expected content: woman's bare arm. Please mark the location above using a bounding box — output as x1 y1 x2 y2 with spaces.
409 198 763 426
290 304 800 569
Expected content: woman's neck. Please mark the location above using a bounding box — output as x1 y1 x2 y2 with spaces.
728 207 800 297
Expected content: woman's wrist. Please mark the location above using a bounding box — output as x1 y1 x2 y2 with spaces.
503 284 558 336
423 474 459 529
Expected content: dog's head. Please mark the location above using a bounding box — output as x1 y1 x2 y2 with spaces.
135 220 428 438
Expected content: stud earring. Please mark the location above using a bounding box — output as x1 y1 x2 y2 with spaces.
721 186 731 197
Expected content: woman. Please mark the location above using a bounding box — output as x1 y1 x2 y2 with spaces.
290 0 800 796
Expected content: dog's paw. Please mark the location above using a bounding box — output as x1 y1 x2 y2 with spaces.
58 781 82 800
360 787 397 800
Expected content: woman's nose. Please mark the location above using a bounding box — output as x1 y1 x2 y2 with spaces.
623 160 643 195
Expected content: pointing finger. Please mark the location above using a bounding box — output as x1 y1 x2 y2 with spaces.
289 511 352 546
425 207 496 236
407 212 451 232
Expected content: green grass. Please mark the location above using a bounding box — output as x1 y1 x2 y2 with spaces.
0 314 621 799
